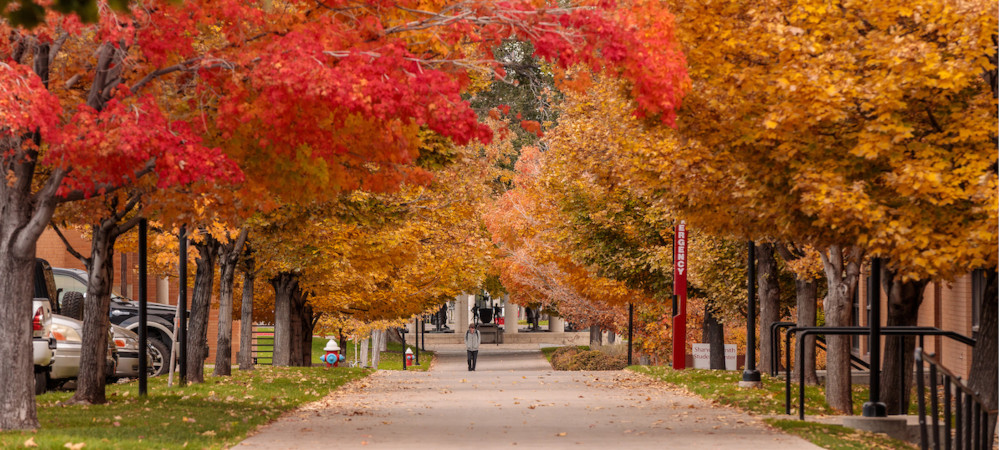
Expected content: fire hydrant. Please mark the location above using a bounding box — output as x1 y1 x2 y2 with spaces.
405 347 414 367
323 339 341 368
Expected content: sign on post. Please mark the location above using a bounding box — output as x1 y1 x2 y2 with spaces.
692 343 738 370
672 221 687 370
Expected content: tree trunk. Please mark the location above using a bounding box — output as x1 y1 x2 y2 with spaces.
270 272 298 367
820 245 863 414
213 258 235 377
214 229 248 377
286 287 311 367
0 40 71 431
370 330 382 369
187 238 219 383
967 268 997 440
238 268 255 371
299 302 314 366
703 304 726 370
607 329 616 344
70 221 118 404
589 326 603 347
0 248 40 430
879 270 928 415
756 242 780 379
794 278 819 385
360 337 370 368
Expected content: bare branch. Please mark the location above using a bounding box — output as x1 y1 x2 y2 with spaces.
87 43 115 110
51 223 89 265
113 214 144 238
48 31 69 65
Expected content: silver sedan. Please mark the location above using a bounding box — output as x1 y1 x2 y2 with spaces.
49 315 117 389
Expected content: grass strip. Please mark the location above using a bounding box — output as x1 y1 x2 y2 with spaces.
307 338 434 371
631 366 917 449
630 365 871 416
1 366 369 449
764 419 916 449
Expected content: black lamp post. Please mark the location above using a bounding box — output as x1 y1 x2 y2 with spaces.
627 303 634 365
138 218 148 396
414 317 420 366
741 240 761 385
863 257 887 417
401 327 407 371
178 226 188 385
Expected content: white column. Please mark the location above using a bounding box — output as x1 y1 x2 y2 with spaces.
456 295 469 331
549 316 565 332
156 277 170 304
504 295 518 333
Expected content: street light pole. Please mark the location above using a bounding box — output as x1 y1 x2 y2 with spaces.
414 317 420 366
863 257 887 416
138 218 148 396
178 226 188 385
401 327 407 371
628 302 634 366
740 240 762 387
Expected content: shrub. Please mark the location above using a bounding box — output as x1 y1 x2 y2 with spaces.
550 347 627 371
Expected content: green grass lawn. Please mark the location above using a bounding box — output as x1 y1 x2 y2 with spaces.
1 366 369 449
631 365 872 416
309 336 434 371
631 366 917 450
765 419 916 449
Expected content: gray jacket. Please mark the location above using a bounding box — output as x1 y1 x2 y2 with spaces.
465 329 481 351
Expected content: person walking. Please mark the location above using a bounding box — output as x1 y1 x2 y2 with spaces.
465 324 481 371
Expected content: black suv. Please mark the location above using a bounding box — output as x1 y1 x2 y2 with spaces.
51 267 175 376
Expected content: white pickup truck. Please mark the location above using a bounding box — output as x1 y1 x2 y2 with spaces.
32 298 55 394
32 259 57 395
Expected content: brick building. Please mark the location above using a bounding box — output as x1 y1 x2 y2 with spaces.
855 270 987 379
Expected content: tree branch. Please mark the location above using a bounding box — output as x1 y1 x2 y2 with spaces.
113 214 144 239
87 43 115 110
55 158 156 203
13 167 66 258
48 31 69 65
51 223 89 265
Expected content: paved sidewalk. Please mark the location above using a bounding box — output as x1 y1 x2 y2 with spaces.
238 346 821 449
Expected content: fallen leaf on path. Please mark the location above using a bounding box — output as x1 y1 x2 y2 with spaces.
556 432 566 437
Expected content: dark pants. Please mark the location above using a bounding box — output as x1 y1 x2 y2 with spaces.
467 350 478 370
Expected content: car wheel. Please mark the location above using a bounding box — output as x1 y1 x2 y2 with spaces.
62 291 85 320
147 338 170 377
34 370 47 395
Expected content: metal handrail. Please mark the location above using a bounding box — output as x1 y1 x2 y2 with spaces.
916 349 997 450
770 322 795 375
815 337 871 371
783 326 975 420
771 322 874 377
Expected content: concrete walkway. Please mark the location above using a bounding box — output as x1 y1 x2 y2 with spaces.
238 345 821 449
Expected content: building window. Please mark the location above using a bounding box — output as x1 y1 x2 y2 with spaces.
971 269 987 333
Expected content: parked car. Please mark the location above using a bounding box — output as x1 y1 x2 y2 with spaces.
32 259 57 395
48 314 116 390
52 267 177 376
111 325 154 379
32 298 55 395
